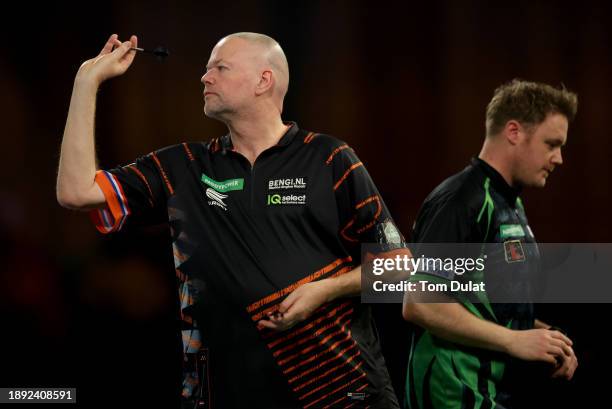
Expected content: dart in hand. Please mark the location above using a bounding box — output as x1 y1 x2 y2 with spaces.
130 46 170 61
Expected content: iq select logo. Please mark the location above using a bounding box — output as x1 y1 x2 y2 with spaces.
201 173 244 211
267 193 307 205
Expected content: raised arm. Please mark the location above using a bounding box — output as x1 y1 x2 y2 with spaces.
56 34 138 210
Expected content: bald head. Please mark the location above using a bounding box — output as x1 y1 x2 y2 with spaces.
219 32 289 107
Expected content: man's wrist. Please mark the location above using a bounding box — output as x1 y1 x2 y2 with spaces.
318 278 340 303
74 74 101 91
499 327 516 355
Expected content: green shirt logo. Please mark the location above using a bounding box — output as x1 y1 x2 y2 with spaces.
500 224 525 240
267 194 281 205
201 173 244 193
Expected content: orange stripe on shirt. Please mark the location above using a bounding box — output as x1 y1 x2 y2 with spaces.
304 372 367 409
272 308 354 358
288 346 360 385
150 152 175 195
182 142 195 161
266 301 352 348
292 349 362 392
247 257 352 314
278 318 353 366
333 162 363 191
303 132 315 143
355 195 383 234
325 144 350 165
340 195 381 243
127 165 154 207
299 361 365 403
283 341 357 375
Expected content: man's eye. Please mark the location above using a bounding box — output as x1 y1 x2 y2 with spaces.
218 66 227 71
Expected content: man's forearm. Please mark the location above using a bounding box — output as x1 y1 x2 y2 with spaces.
56 78 102 208
323 265 362 302
404 302 514 354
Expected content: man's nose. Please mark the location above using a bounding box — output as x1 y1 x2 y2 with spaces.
201 70 214 85
552 149 563 166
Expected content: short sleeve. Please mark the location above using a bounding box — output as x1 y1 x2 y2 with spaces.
329 143 407 262
410 197 481 282
90 147 181 233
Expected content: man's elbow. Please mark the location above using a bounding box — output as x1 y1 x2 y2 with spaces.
56 190 98 211
57 190 83 210
402 301 426 324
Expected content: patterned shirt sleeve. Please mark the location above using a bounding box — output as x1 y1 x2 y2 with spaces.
329 143 408 262
89 146 181 233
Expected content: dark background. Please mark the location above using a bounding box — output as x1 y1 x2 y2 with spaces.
1 0 610 407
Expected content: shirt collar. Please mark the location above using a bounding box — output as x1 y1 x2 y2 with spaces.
472 157 521 206
219 122 299 153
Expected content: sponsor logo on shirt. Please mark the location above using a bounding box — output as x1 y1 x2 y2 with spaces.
201 173 243 211
500 224 526 240
206 188 228 211
347 392 366 401
201 173 244 193
504 239 526 263
267 177 307 190
267 194 307 205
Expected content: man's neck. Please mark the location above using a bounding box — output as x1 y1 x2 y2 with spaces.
478 143 515 188
226 114 288 165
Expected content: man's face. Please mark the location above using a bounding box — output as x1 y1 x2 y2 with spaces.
200 38 260 120
514 113 568 188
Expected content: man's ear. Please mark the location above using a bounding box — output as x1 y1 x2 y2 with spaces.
504 120 523 146
255 70 273 96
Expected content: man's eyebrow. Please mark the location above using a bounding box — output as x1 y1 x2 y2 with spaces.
547 137 566 147
206 59 228 69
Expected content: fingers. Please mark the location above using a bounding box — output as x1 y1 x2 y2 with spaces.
258 318 281 331
113 40 134 57
550 330 573 347
546 345 565 360
109 37 139 69
551 360 567 378
279 290 298 314
550 338 573 357
542 353 558 365
99 34 118 56
550 348 578 380
257 311 295 332
551 356 575 380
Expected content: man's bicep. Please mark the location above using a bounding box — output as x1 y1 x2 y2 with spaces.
71 182 107 211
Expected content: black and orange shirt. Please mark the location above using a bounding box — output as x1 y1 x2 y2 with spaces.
90 123 406 409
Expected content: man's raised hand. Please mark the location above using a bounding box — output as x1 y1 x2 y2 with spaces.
76 34 138 86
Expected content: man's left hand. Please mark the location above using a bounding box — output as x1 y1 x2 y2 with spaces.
551 343 578 380
257 281 332 332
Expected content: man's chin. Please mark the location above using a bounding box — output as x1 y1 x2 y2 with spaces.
203 107 221 120
521 177 547 189
534 178 547 188
204 106 232 121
